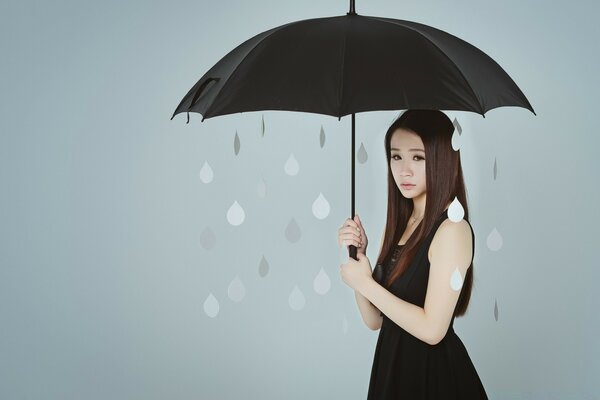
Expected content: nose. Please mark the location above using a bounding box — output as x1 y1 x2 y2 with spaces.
399 162 413 176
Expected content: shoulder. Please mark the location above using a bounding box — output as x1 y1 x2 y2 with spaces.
428 218 473 264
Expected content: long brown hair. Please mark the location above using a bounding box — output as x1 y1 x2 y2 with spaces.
375 109 474 317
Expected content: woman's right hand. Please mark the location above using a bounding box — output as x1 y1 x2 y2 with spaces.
337 214 368 255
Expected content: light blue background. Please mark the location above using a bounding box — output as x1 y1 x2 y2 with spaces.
1 0 598 399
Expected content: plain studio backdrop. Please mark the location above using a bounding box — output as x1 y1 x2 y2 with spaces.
1 0 598 399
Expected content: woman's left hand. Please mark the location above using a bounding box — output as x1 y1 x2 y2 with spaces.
340 252 373 292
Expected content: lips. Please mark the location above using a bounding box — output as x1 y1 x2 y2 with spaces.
400 184 415 189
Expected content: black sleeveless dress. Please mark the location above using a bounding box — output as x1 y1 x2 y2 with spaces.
367 209 488 400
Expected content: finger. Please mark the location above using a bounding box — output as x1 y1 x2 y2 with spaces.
341 228 361 242
342 236 362 248
344 219 360 230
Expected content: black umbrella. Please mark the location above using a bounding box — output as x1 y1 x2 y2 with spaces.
171 0 535 260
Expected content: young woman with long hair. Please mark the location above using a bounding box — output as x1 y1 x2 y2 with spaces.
338 109 488 399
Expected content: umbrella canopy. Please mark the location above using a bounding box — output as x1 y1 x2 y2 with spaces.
171 1 535 259
171 8 535 123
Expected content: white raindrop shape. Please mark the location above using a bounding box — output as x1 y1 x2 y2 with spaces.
487 227 503 251
227 275 246 302
234 130 240 155
313 267 331 295
453 117 463 135
288 285 306 311
203 293 219 318
319 125 326 148
199 227 216 250
447 197 465 222
493 157 498 180
357 142 368 164
257 177 267 198
451 128 461 151
342 314 349 335
261 114 265 137
226 200 245 226
312 192 330 220
494 298 499 321
199 161 214 184
284 218 301 243
258 255 270 277
450 267 463 291
284 153 300 176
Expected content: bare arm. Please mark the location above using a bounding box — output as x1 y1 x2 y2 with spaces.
358 219 473 344
354 288 383 330
353 229 385 330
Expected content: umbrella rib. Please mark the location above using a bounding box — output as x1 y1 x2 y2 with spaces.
365 16 485 116
337 21 350 118
202 19 307 120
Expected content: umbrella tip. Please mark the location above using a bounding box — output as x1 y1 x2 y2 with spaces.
347 0 356 15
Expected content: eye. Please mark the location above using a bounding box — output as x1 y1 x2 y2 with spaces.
390 155 425 161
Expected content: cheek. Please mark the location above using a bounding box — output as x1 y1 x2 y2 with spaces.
418 165 427 185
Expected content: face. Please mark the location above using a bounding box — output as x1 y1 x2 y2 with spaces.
389 128 427 199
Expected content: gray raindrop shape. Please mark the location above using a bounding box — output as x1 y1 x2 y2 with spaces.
284 218 302 243
494 298 499 321
257 177 267 198
234 130 240 155
451 128 461 151
261 114 265 137
493 157 497 180
258 255 270 277
200 227 216 250
319 125 326 148
453 117 462 135
288 285 306 311
357 142 368 164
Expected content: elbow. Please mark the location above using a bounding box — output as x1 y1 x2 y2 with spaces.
427 327 447 346
427 335 442 346
368 316 383 331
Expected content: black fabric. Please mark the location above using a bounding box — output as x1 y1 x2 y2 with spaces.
367 209 488 400
172 14 535 122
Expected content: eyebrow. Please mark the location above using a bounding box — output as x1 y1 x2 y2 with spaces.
390 147 424 152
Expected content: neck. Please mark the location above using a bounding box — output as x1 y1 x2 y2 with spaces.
411 194 426 219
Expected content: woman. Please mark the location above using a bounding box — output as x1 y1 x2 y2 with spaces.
338 109 488 399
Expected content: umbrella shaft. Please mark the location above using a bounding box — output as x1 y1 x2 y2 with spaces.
349 113 358 261
348 0 356 15
351 113 355 221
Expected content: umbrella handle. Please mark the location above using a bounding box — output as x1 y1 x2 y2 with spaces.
348 244 358 261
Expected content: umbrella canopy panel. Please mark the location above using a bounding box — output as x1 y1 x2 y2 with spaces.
172 14 535 122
